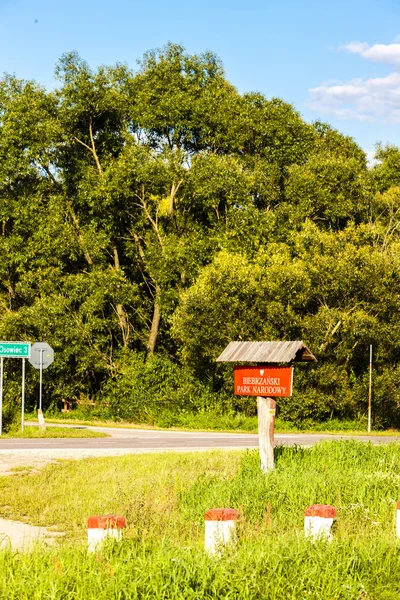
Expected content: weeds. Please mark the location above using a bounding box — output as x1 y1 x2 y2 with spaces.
2 426 109 439
0 442 400 597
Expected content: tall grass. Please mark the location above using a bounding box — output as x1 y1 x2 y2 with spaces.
1 443 400 597
181 441 400 541
0 537 400 599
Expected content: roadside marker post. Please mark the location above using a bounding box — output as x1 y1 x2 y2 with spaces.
304 504 336 541
87 515 126 551
396 502 400 538
217 341 317 472
204 508 239 555
0 342 31 436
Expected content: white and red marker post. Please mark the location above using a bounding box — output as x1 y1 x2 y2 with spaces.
396 501 400 538
204 508 239 555
304 504 336 541
87 515 126 551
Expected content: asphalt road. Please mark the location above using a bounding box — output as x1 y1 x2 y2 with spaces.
0 425 399 450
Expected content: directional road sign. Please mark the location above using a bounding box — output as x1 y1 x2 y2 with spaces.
28 342 54 370
0 342 31 358
0 341 31 435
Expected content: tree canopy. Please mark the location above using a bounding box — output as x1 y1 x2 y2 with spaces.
1 43 399 427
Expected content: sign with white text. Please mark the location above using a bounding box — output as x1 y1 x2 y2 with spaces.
0 342 31 358
234 365 293 397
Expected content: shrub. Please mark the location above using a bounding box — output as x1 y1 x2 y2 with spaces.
103 351 224 422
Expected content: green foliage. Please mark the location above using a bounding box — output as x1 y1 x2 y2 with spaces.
0 43 400 427
285 155 367 228
103 351 224 424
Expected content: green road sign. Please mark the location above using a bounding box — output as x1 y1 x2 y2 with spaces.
0 342 31 358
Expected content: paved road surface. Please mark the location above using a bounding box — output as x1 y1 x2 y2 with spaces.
0 425 397 475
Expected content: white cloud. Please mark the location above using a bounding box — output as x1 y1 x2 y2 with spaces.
344 42 370 55
308 39 400 123
342 42 400 65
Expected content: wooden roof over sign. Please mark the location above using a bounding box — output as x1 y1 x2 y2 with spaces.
216 341 317 364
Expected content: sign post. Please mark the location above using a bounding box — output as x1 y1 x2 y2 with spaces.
39 349 44 411
21 359 26 432
234 365 293 472
0 357 3 436
368 345 373 433
0 342 31 436
216 341 317 473
28 343 54 429
257 396 276 472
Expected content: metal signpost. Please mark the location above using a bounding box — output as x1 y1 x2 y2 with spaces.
0 342 31 435
0 357 2 436
368 344 373 433
28 343 54 427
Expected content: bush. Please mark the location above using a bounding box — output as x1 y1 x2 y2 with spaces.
102 351 228 423
0 377 25 432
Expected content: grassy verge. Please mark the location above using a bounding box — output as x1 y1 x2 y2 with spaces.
1 442 400 597
0 538 399 599
2 441 400 539
2 426 109 439
30 413 400 436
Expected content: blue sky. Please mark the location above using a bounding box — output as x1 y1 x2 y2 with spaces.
1 0 400 158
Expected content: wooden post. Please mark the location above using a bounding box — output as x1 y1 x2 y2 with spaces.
257 396 276 472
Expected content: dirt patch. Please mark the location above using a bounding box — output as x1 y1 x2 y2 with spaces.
0 447 176 476
0 517 65 549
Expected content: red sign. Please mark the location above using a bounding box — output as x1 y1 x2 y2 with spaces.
234 366 293 397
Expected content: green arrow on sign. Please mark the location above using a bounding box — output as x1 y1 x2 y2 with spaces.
0 342 31 358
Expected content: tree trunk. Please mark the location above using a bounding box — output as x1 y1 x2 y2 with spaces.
132 233 162 355
67 205 94 267
113 245 130 347
147 284 161 354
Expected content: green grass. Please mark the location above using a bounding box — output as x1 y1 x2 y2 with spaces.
30 412 400 436
2 426 109 438
0 538 399 599
3 442 400 541
2 442 400 597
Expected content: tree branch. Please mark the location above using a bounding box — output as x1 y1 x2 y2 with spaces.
89 117 103 175
73 135 93 153
168 179 183 215
66 201 93 266
135 186 165 252
70 117 103 175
